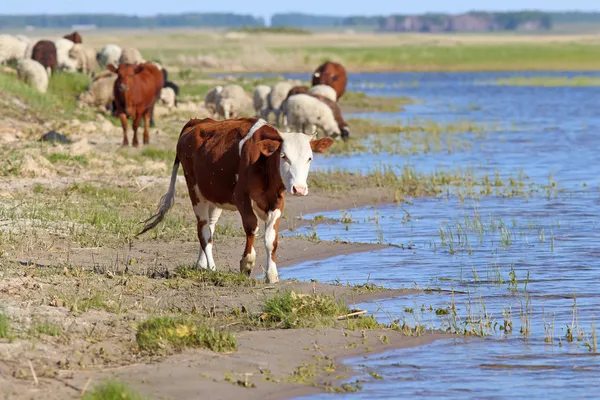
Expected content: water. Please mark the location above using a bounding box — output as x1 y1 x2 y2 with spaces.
245 71 600 398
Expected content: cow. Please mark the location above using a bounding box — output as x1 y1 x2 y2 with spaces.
138 118 333 283
31 40 57 75
63 31 82 44
108 62 164 146
311 61 347 99
309 94 350 140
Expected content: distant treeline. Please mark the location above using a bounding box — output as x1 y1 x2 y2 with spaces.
1 11 600 31
0 13 264 29
271 12 553 32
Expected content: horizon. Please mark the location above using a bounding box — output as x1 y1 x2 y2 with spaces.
1 1 600 22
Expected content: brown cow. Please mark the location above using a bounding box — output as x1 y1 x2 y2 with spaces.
63 31 82 44
31 40 57 75
311 61 347 99
139 118 333 283
309 94 351 140
108 62 164 146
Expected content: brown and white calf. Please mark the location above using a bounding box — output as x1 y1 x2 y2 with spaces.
139 118 333 283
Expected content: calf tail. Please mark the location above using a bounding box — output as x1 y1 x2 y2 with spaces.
138 157 180 236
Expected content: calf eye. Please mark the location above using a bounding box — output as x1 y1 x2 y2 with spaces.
308 157 312 163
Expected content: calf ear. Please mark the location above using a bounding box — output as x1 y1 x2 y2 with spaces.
107 64 117 73
257 139 281 157
310 137 334 153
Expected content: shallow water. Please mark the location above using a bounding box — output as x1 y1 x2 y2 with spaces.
245 71 600 398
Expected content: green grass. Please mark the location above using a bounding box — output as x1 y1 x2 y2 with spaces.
33 321 62 337
340 92 414 112
83 380 143 400
268 43 600 71
0 71 91 118
174 267 258 287
493 76 600 87
258 291 379 330
140 147 176 163
46 153 88 166
136 316 237 354
234 26 311 35
0 313 10 339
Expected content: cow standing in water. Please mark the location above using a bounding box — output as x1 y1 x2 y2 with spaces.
139 118 333 283
109 62 163 146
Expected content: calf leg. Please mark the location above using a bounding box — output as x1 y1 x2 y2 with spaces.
264 209 282 283
132 114 142 147
119 113 129 146
208 205 222 235
238 201 258 276
143 111 150 145
193 200 216 271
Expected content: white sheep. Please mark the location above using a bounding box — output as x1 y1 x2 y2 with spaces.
16 35 35 59
54 38 79 72
97 44 123 69
309 84 337 102
284 94 341 138
77 71 117 111
216 84 252 119
70 44 100 75
267 81 293 125
0 34 28 64
119 47 145 65
204 86 223 116
17 59 49 93
253 85 271 119
160 87 176 109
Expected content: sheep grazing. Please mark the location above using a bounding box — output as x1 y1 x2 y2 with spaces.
285 94 341 138
31 40 57 76
15 35 34 59
97 44 123 69
54 38 79 72
280 86 309 126
308 84 337 102
204 86 223 116
17 59 49 93
0 34 28 65
160 87 177 109
77 71 117 111
267 81 293 125
119 48 145 65
310 94 350 140
216 84 252 119
252 85 271 119
70 44 100 75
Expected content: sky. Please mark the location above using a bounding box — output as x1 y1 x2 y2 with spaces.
2 0 600 21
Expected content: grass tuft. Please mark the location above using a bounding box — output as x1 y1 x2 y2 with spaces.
33 321 62 337
0 313 10 339
83 380 143 400
136 316 237 354
174 266 257 287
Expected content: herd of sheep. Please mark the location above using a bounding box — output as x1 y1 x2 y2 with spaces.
205 62 350 139
1 31 350 140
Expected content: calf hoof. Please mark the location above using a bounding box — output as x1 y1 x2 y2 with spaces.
132 141 139 148
266 271 280 284
239 260 254 276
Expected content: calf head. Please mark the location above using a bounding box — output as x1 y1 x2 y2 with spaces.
108 63 142 92
257 130 333 196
